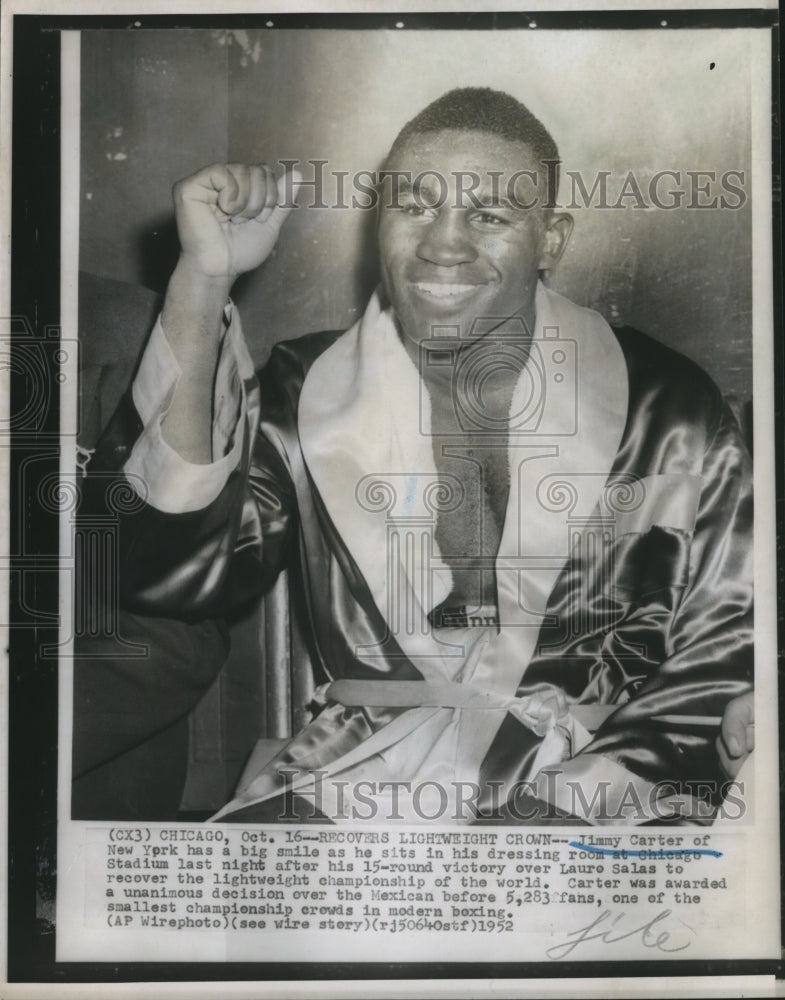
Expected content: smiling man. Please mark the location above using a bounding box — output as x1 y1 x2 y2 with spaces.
87 88 753 825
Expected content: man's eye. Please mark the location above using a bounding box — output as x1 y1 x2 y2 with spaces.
473 211 507 226
400 202 434 217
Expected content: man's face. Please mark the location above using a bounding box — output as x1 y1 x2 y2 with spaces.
377 128 568 349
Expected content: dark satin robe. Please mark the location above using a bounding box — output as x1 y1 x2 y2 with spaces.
83 323 753 816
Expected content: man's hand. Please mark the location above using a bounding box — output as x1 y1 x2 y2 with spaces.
716 691 754 779
173 163 300 281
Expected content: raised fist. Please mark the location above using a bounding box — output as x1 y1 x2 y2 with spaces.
172 163 299 280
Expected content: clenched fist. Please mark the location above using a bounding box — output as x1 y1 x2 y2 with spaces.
172 163 300 280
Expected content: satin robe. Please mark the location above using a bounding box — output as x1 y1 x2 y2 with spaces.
85 320 753 819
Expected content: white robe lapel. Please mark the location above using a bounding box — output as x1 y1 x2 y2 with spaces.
455 283 629 780
299 290 459 680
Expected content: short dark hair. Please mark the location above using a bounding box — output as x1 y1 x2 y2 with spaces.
386 87 560 175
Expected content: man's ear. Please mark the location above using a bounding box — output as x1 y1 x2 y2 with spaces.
538 212 574 270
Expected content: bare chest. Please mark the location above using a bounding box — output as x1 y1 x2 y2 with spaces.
427 384 515 607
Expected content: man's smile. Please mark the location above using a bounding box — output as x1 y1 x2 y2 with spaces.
409 280 486 302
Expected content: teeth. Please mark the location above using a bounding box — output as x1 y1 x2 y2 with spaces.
413 282 477 298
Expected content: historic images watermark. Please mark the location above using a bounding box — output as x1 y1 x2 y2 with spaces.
274 771 747 824
272 161 748 211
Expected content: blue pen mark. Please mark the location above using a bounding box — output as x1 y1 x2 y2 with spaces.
568 841 722 859
403 475 417 516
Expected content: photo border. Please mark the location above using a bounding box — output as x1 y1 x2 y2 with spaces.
3 4 782 994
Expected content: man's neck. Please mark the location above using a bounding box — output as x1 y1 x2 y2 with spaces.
398 310 536 414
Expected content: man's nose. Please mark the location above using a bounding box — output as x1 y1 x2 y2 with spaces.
416 210 478 267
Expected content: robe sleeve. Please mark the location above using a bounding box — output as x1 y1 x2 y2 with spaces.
551 401 754 817
122 309 249 513
79 307 298 621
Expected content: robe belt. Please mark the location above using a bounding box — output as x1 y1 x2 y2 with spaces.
318 679 617 736
213 681 725 823
320 681 726 732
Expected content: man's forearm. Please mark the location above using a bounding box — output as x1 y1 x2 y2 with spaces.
152 162 295 463
159 257 234 463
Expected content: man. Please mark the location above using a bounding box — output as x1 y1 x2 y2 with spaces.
86 88 753 825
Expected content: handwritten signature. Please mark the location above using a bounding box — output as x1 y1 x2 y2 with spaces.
546 908 694 960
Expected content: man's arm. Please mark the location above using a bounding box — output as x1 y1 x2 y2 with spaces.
596 404 751 766
80 163 301 619
539 401 754 821
158 162 298 463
